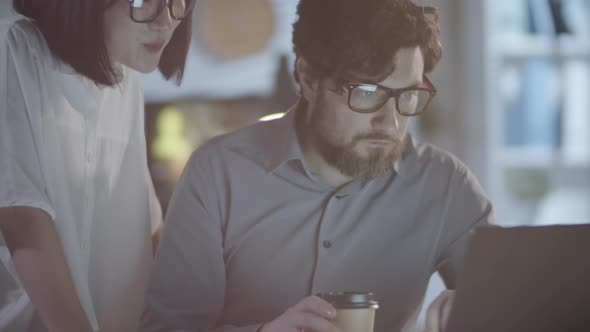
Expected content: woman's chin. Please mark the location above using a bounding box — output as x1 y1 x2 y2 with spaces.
130 62 159 74
120 55 160 73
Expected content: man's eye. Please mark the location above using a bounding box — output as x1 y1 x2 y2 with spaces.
401 91 418 100
132 0 154 7
356 85 378 97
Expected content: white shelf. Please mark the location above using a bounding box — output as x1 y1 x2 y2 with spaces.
481 0 590 226
498 147 590 169
495 35 590 59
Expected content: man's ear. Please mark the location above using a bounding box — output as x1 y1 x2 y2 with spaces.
295 57 318 102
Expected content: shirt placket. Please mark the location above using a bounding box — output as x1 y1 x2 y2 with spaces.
309 191 346 295
81 118 97 271
308 178 364 294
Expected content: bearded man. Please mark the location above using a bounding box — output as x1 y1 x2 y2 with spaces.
141 1 495 331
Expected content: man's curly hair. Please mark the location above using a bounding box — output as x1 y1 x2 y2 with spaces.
292 0 442 83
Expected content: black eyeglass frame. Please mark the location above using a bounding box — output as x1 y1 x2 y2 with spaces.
128 0 195 23
334 75 438 116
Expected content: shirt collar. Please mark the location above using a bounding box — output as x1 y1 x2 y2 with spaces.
263 103 307 173
393 134 418 180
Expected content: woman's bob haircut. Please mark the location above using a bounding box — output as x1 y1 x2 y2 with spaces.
13 0 192 86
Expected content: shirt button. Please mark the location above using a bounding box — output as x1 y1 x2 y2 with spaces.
323 240 332 249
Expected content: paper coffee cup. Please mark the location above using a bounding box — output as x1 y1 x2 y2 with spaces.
318 292 379 332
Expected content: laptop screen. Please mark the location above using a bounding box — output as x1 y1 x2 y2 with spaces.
445 225 590 332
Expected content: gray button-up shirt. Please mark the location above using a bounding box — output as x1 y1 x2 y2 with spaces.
141 106 495 332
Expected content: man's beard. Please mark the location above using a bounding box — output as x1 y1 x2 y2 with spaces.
306 98 404 181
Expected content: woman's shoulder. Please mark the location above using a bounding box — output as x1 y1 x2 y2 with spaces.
1 16 66 73
2 17 48 57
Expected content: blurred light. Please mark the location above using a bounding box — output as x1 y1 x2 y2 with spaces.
152 106 192 162
259 113 286 121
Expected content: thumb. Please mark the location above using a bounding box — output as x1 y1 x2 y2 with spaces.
441 291 454 328
424 290 454 332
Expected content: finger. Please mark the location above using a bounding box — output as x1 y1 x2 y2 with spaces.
290 311 340 332
296 296 337 319
424 291 453 332
441 291 455 328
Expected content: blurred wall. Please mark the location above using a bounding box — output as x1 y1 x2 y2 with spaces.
420 0 488 184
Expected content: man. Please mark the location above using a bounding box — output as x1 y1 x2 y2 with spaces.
141 0 495 331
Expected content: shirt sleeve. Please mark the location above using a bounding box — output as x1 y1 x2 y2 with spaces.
436 164 496 289
140 152 263 332
0 20 55 220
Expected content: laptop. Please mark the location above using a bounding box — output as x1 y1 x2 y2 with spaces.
445 224 590 332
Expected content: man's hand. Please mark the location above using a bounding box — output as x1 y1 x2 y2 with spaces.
259 296 341 332
423 290 455 332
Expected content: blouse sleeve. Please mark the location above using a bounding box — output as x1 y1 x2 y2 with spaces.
0 18 55 220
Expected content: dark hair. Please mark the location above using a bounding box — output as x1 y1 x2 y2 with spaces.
13 0 192 86
292 0 442 83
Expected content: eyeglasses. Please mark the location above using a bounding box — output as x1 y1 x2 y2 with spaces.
128 0 195 23
334 75 437 116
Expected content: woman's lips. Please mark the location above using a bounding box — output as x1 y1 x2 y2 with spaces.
143 42 165 54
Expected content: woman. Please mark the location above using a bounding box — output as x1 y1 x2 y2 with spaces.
0 0 193 331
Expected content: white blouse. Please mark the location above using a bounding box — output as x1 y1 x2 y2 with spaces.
0 16 162 332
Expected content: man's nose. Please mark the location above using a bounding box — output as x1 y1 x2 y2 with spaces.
371 98 402 134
